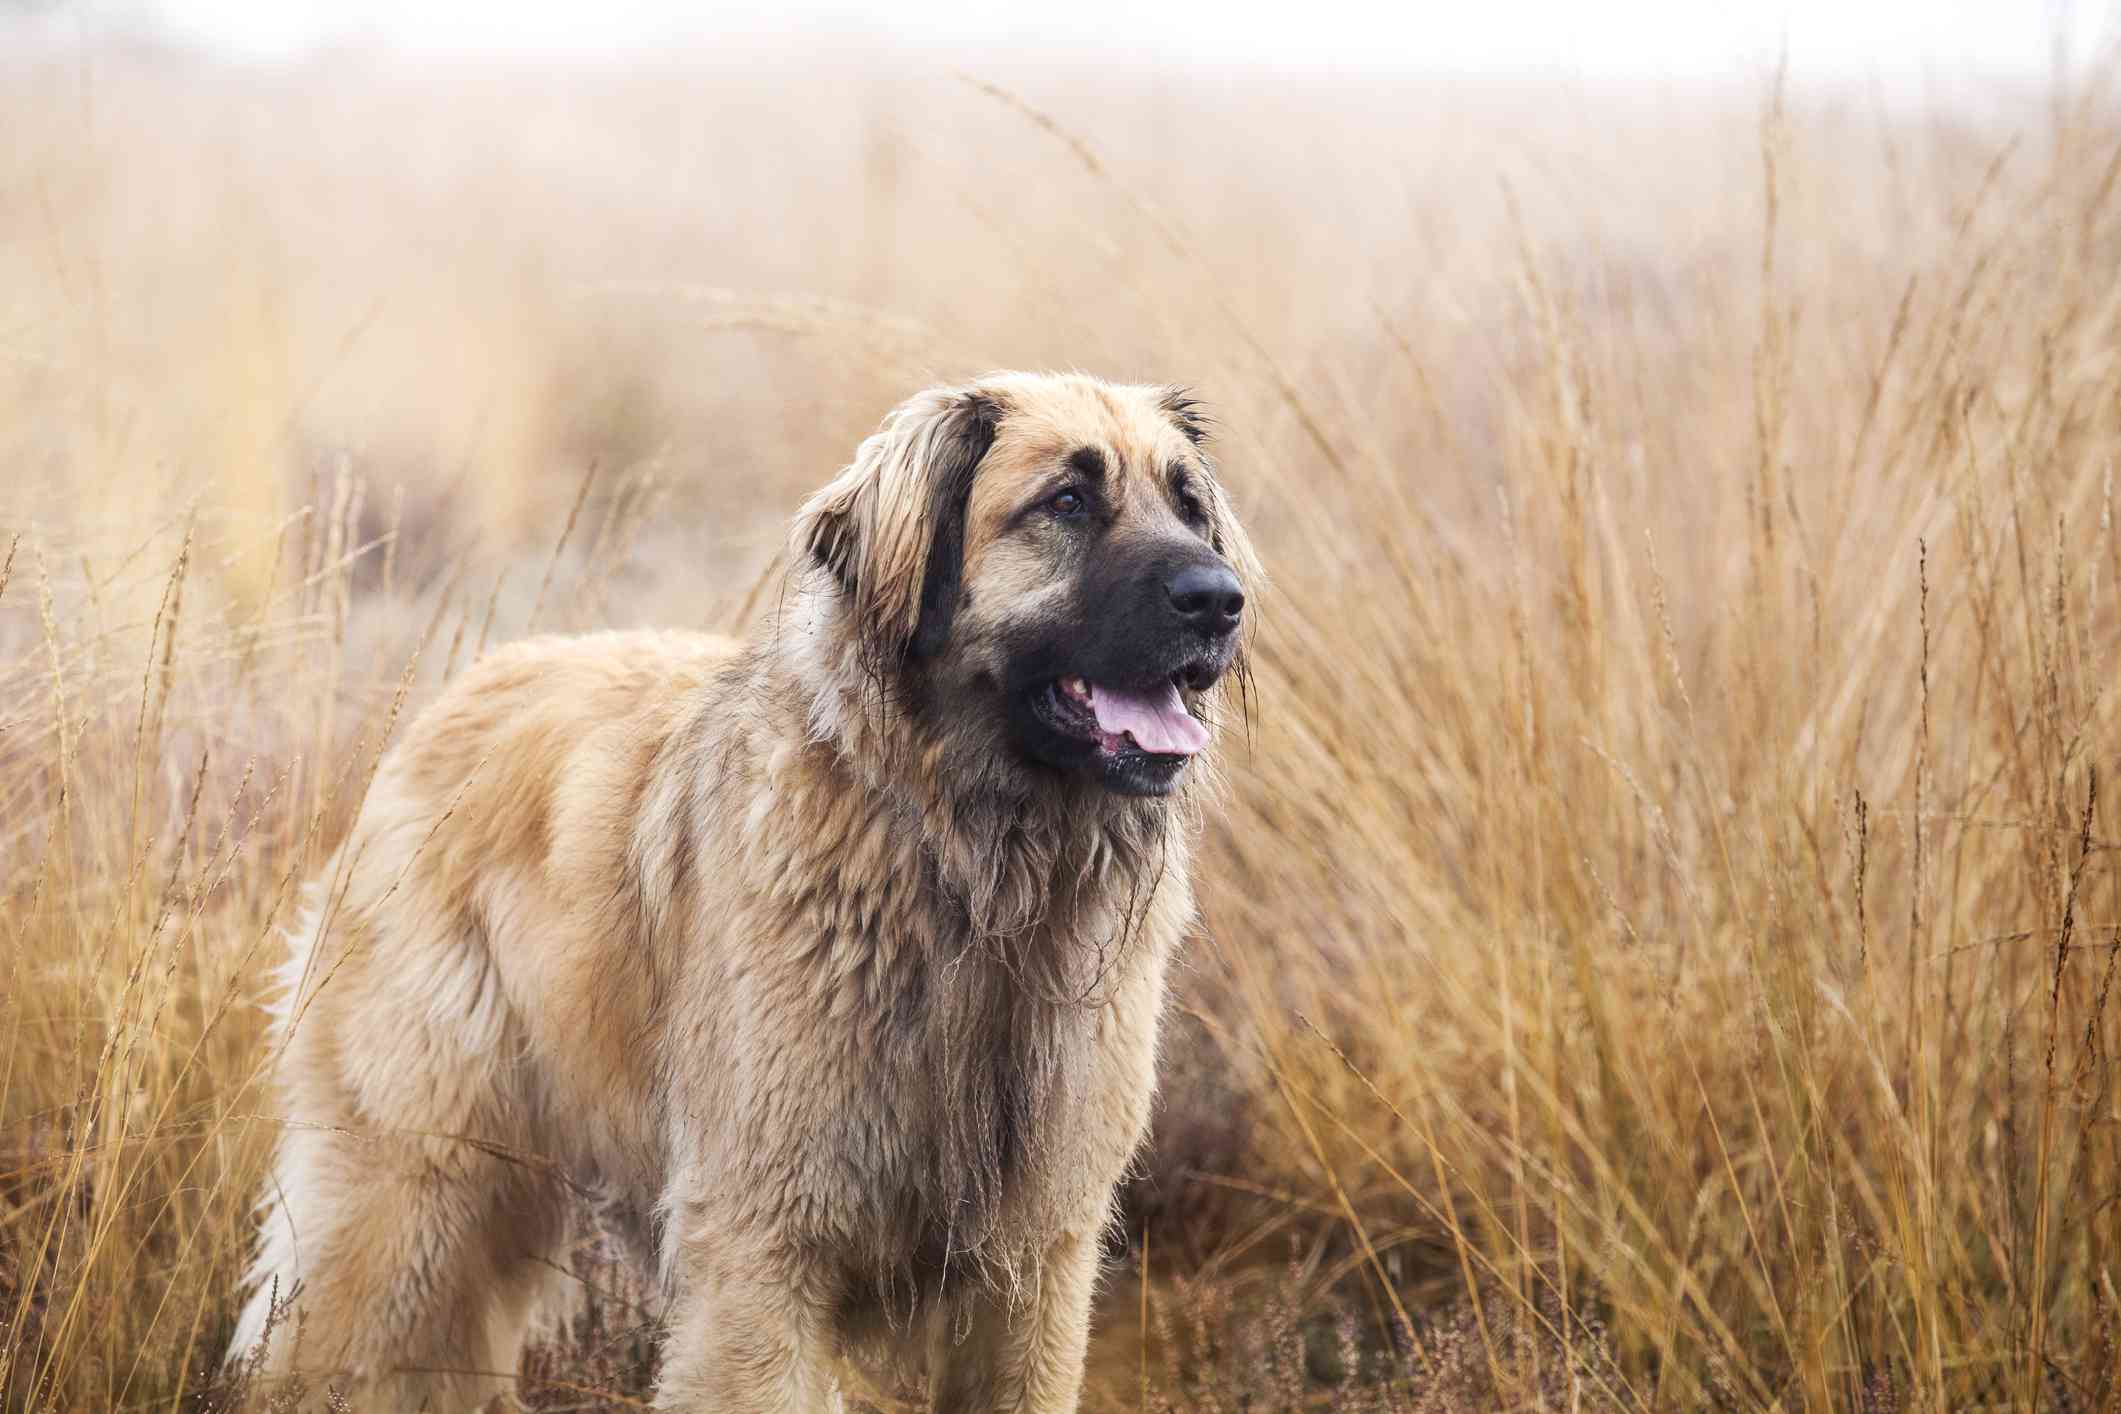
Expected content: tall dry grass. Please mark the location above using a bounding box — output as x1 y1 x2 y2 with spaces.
3 33 2120 1411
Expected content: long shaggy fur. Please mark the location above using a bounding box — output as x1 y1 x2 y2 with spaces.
229 371 1258 1411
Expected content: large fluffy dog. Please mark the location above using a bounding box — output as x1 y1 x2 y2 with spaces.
230 372 1258 1410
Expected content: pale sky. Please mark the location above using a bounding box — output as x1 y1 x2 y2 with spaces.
60 0 2121 82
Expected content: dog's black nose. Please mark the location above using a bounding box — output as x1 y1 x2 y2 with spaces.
1167 563 1244 634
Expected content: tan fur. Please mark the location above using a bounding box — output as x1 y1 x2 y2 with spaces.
230 372 1258 1411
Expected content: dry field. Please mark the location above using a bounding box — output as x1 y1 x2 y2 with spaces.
4 34 2121 1412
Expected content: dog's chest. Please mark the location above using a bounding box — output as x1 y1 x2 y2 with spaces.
805 900 1153 1265
715 760 1183 1266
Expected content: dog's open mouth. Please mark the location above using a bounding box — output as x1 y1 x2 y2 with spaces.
1041 675 1209 758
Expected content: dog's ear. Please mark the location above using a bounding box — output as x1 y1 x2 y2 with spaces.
1160 387 1263 702
1158 386 1211 449
795 385 1002 665
1158 387 1256 571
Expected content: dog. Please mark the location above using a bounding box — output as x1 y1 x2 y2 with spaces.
229 371 1258 1410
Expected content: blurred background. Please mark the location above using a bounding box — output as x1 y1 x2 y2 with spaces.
6 2 2121 1409
4 0 2105 653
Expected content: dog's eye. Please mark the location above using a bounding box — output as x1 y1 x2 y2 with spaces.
1176 491 1206 525
1049 489 1087 517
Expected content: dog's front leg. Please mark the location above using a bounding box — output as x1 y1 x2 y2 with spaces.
928 1228 1100 1414
656 1234 843 1412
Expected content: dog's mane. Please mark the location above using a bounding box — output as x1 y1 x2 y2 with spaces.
629 596 1191 1292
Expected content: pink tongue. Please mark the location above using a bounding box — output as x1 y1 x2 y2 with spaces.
1090 681 1210 756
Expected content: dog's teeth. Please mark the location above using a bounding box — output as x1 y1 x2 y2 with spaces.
1062 676 1090 701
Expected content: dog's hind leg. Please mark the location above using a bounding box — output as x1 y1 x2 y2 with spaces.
234 1122 567 1410
230 905 566 1411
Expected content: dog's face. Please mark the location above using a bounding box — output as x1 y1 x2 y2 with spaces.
797 373 1258 797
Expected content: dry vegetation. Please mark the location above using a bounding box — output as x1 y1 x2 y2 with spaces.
4 32 2121 1412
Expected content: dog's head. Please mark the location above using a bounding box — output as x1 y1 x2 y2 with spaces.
795 372 1259 798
